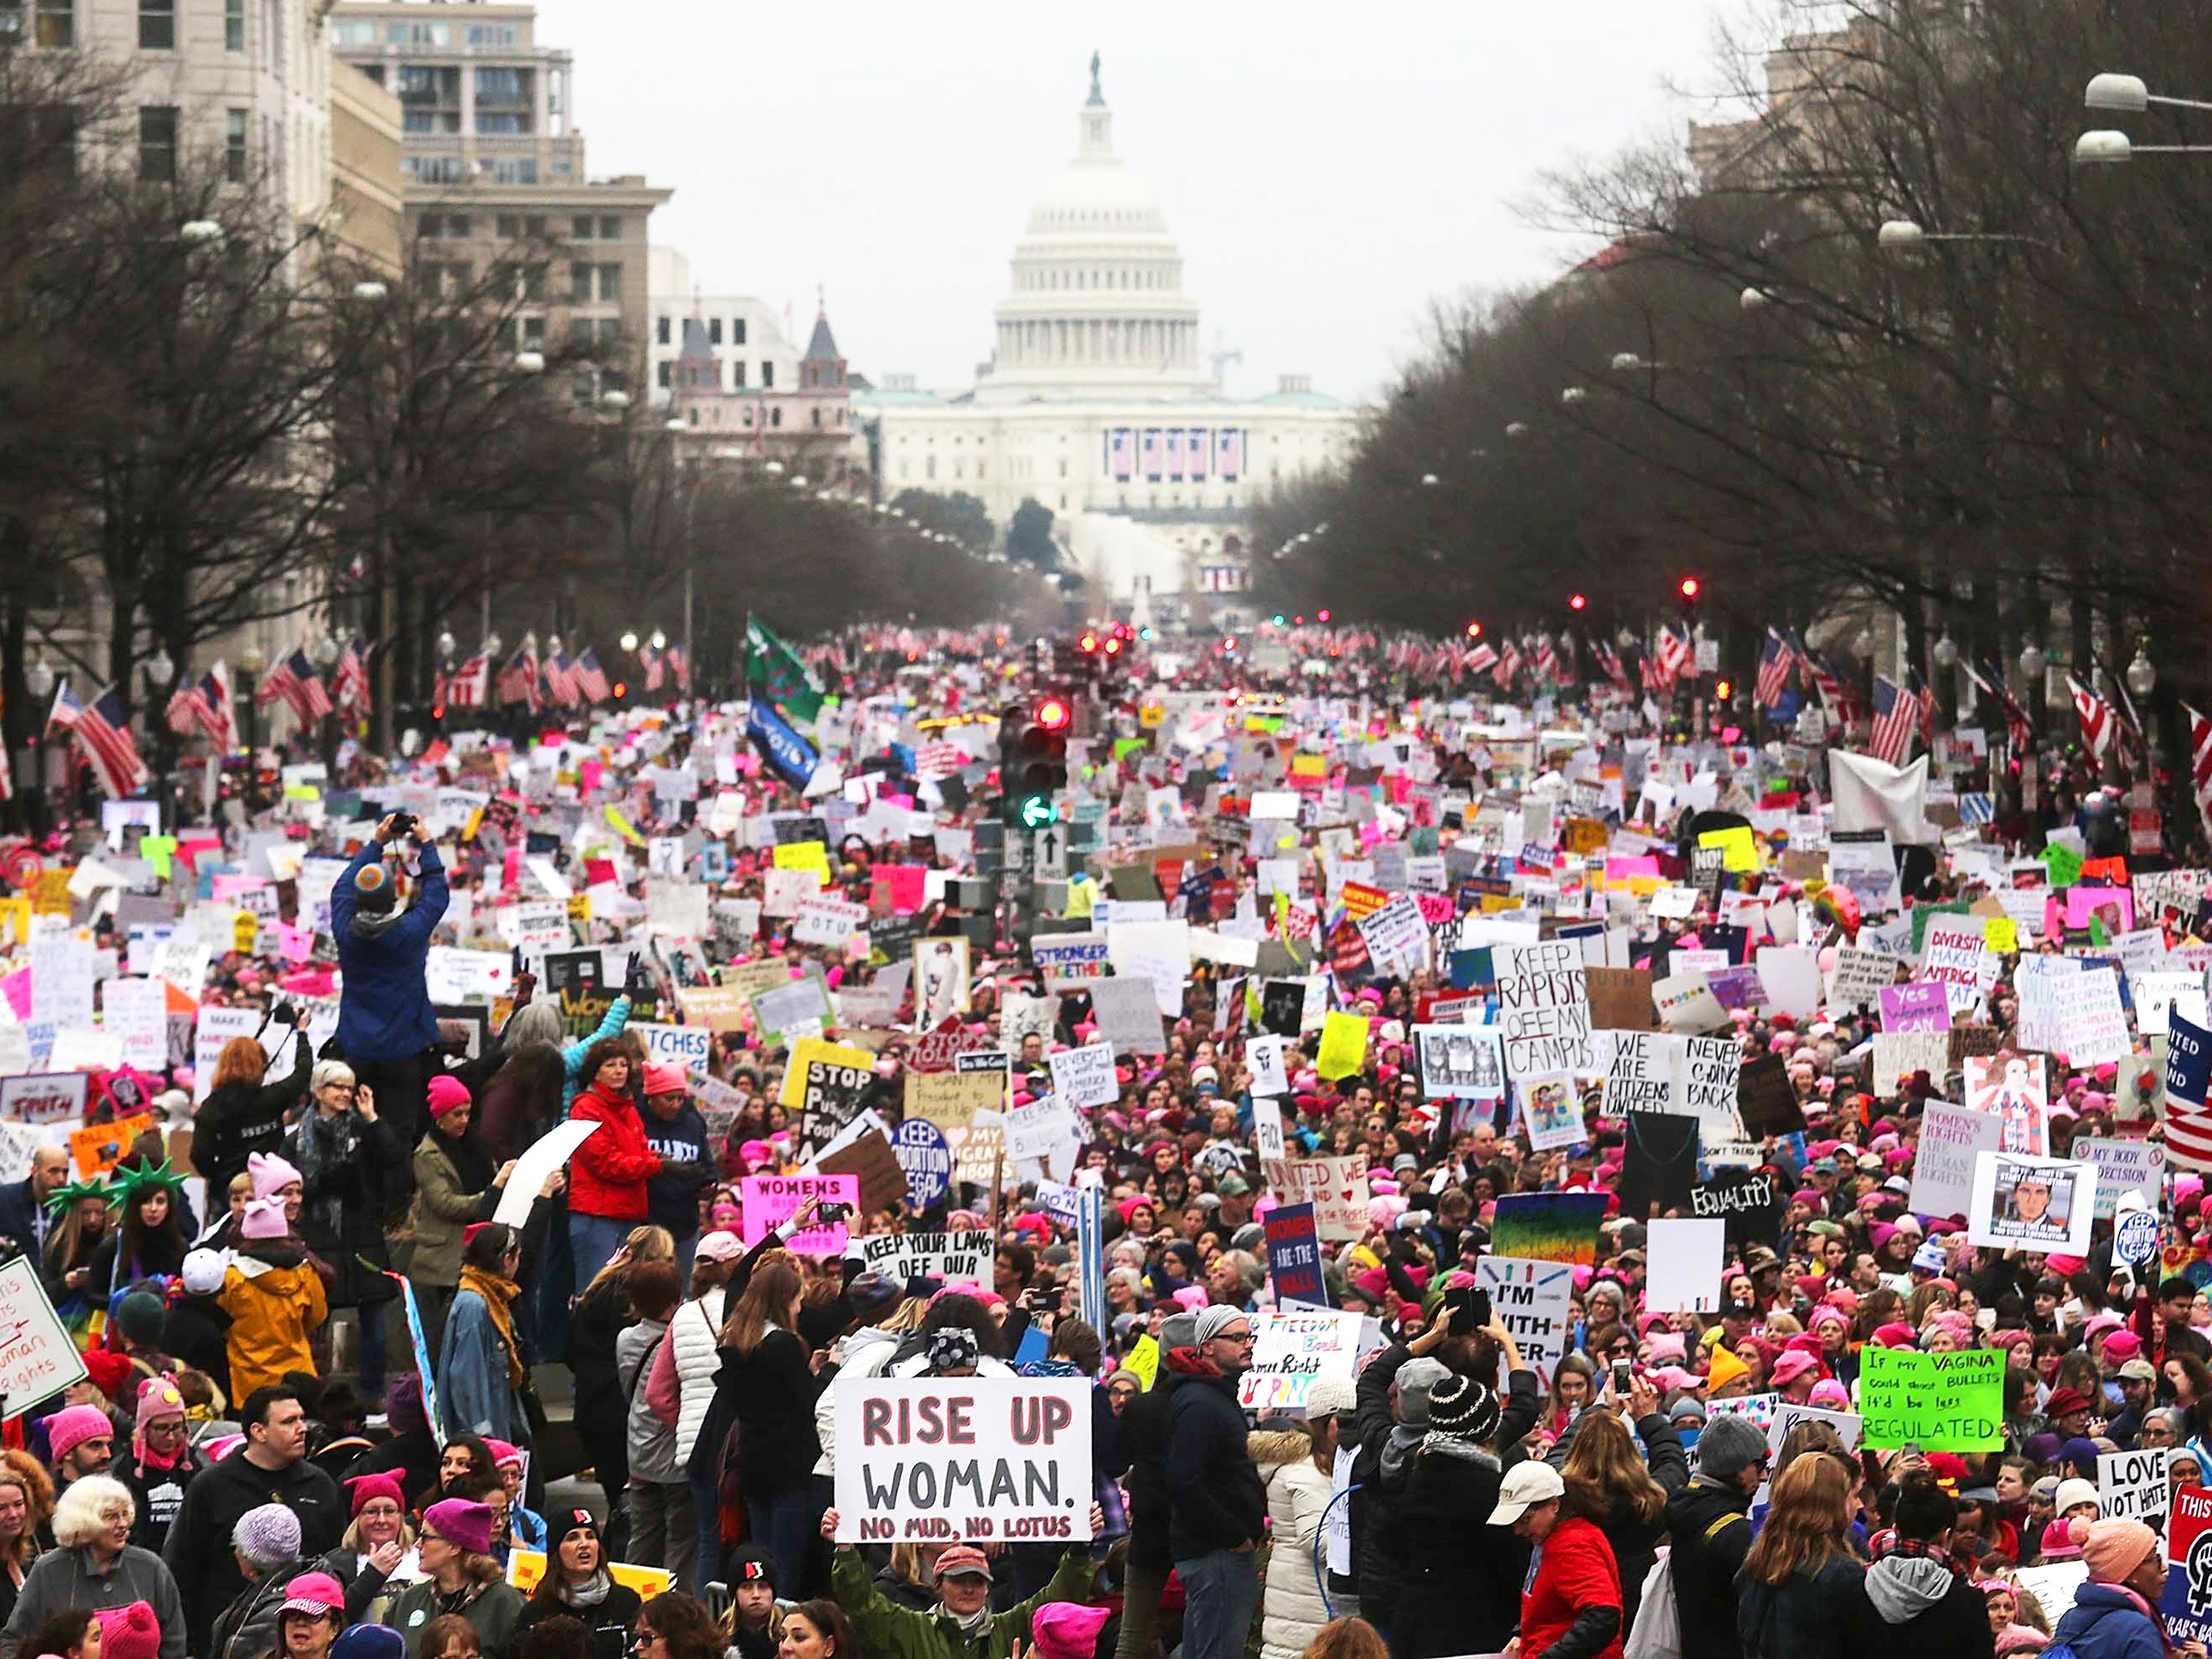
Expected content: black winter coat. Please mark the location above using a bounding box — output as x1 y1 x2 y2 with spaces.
288 1106 405 1306
1664 1477 1754 1659
1396 1445 1528 1657
1738 1555 1867 1659
193 1036 312 1199
1165 1359 1264 1560
1117 1364 1178 1574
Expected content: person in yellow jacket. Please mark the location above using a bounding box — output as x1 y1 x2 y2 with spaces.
220 1196 328 1399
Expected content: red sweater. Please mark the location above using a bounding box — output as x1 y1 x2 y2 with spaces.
1521 1515 1624 1659
567 1084 663 1219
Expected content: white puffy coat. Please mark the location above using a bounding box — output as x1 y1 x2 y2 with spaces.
1254 1431 1337 1659
811 1327 901 1477
668 1287 726 1465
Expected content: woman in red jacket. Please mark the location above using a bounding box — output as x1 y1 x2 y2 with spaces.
1488 1459 1624 1659
568 1039 667 1290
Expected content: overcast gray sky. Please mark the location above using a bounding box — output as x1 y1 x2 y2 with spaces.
535 1 1748 404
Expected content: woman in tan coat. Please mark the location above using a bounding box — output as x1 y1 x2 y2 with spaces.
407 1076 516 1348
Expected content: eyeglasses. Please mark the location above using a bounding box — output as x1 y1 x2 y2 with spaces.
1217 1330 1255 1344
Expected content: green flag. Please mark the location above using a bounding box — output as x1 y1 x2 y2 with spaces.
745 616 825 724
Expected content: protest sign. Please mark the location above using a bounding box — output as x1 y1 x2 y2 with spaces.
2073 1136 2164 1219
2164 1488 2212 1648
1031 934 1109 986
1089 976 1168 1055
69 1113 155 1180
2100 1445 2167 1524
1691 1169 1782 1247
1489 1192 1607 1266
0 1072 89 1127
493 1120 599 1228
0 1257 87 1415
892 1120 954 1210
1828 947 1899 1014
1645 1218 1724 1314
100 978 168 1072
907 1070 1000 1134
738 1174 858 1253
1494 940 1594 1078
1966 1152 2097 1253
1857 1345 2004 1450
1414 1022 1504 1099
854 1229 991 1286
1879 982 1951 1033
1735 1054 1808 1136
1909 1102 2003 1222
1263 1202 1327 1307
1237 1309 1368 1414
1521 1073 1586 1153
834 1377 1093 1543
1600 1029 1673 1115
1003 1096 1082 1171
1963 1053 2049 1156
794 896 870 949
1674 1036 1743 1136
1277 1156 1369 1241
1247 1034 1290 1098
1477 1256 1575 1386
1047 1044 1119 1110
628 1022 713 1072
2053 968 2132 1065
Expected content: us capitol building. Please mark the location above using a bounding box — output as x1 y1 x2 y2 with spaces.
855 57 1359 621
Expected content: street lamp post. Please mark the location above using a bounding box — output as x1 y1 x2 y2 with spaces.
238 642 266 754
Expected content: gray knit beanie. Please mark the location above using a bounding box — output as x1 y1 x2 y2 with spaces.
1695 1411 1770 1480
1396 1358 1452 1429
234 1502 301 1572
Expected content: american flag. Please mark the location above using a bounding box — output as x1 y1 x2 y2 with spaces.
2068 675 2114 759
202 663 237 750
47 681 148 800
572 648 610 703
1655 625 1693 686
2186 703 2212 834
1755 629 1793 711
331 636 371 715
915 741 965 780
496 644 540 711
1553 632 1577 687
1911 671 1937 745
2166 1009 2212 1173
1591 637 1632 696
165 676 214 740
542 650 580 707
258 649 332 725
666 644 689 690
638 642 664 692
1964 659 2036 756
1494 639 1521 689
1868 675 1917 766
1532 636 1559 685
1465 640 1499 676
441 653 489 709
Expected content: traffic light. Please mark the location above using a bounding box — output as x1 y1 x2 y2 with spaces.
998 695 1070 828
1678 576 1702 604
1569 594 1587 611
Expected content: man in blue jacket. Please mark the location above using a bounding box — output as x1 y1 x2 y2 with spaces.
332 813 449 1184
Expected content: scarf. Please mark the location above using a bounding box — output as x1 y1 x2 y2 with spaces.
433 1121 495 1198
561 1567 614 1608
940 1600 992 1640
1419 1433 1498 1469
459 1264 525 1388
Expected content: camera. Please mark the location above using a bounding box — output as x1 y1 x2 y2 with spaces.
387 811 415 838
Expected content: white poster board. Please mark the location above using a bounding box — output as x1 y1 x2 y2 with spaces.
832 1377 1092 1543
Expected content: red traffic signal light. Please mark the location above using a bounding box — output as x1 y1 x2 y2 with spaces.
1569 594 1587 611
1103 637 1122 655
1035 697 1071 731
1317 609 1331 623
1678 576 1701 601
1465 621 1483 638
1078 632 1098 653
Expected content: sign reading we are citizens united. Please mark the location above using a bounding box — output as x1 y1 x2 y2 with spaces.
834 1377 1092 1543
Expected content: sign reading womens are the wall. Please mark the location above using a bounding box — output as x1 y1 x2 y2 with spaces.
0 1256 87 1415
1237 1308 1369 1414
1857 1345 2004 1450
2100 1445 2169 1524
1494 940 1594 1079
834 1377 1093 1543
854 1229 991 1287
1047 1043 1119 1109
1477 1255 1575 1386
738 1174 858 1254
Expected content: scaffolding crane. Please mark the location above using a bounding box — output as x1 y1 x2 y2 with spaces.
1209 329 1243 387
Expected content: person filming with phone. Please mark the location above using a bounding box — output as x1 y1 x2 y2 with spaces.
333 811 451 1161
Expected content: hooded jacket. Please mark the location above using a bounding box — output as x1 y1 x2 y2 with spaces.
218 1239 328 1400
1251 1430 1334 1659
1117 1348 1183 1574
333 839 449 1063
2046 1582 2169 1659
1851 1553 1996 1659
1165 1348 1265 1560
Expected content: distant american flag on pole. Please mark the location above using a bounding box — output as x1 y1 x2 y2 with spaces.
666 644 689 690
638 642 664 692
1868 675 1916 766
1465 640 1499 676
203 663 237 749
572 648 610 703
259 650 331 725
442 653 489 709
542 651 579 708
1755 629 1792 711
165 677 214 740
1494 639 1521 690
2068 675 2113 759
49 682 148 799
331 636 371 715
496 645 540 711
1532 636 1558 685
2186 702 2212 833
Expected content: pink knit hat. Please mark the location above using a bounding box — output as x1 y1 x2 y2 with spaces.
241 1196 288 1240
248 1151 301 1200
47 1403 113 1461
2082 1517 2159 1585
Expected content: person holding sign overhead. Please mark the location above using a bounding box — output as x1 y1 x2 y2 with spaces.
816 1499 1105 1659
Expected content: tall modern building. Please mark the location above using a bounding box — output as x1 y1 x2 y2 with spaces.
856 57 1359 619
328 0 670 396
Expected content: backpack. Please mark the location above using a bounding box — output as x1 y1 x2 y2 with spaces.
1624 1545 1679 1659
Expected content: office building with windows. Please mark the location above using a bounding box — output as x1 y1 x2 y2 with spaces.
328 0 670 393
854 60 1355 615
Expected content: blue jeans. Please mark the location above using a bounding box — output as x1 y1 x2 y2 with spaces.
746 1488 816 1600
568 1212 631 1296
358 1298 388 1391
690 1458 722 1590
1175 1548 1260 1659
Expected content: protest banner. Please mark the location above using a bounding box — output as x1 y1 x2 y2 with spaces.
1490 1192 1607 1266
1047 1043 1119 1109
1646 1218 1725 1313
0 1257 88 1416
1414 1022 1505 1099
1909 1102 2002 1221
834 1377 1092 1542
1275 1155 1369 1241
1600 1028 1673 1115
2073 1136 2164 1219
0 1072 89 1126
628 1022 713 1072
1966 1152 2097 1253
1691 1169 1782 1247
892 1119 954 1210
2165 1488 2212 1647
1674 1036 1743 1136
1263 1202 1326 1308
1477 1256 1574 1386
907 1069 1000 1134
1857 1346 2004 1450
1963 1052 2050 1156
854 1229 991 1286
1735 1054 1808 1136
738 1174 858 1253
1521 1074 1586 1153
1237 1308 1369 1414
1003 1096 1082 1170
1879 981 1951 1033
1494 940 1594 1078
1031 933 1109 986
2100 1445 2167 1524
68 1113 155 1180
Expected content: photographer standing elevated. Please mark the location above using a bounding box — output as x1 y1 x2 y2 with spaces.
333 813 450 1169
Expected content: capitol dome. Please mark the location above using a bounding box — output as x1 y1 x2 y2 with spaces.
978 57 1217 405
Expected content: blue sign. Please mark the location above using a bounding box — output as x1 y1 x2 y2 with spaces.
1263 1201 1327 1307
2117 1207 2161 1267
746 698 819 789
2171 1010 2212 1110
891 1117 951 1210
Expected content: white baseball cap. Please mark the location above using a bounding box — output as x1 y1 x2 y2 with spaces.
1487 1460 1566 1526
